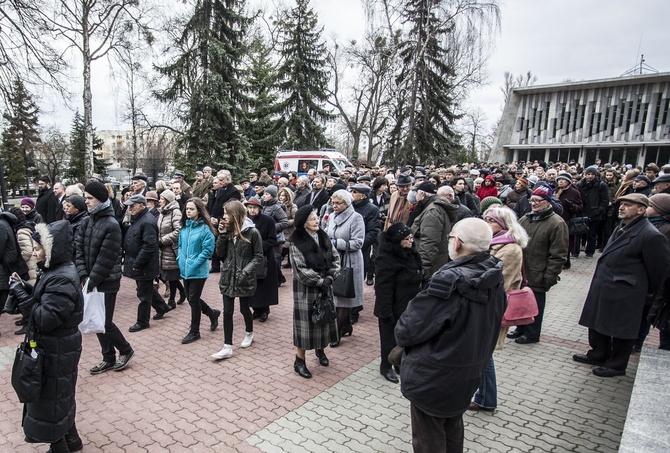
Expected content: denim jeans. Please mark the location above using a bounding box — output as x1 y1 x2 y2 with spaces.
473 357 497 409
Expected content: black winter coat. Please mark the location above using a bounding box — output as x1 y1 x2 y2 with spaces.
395 252 506 418
207 183 242 220
123 207 160 281
66 210 88 262
373 233 423 322
0 211 20 290
75 203 123 292
353 199 381 250
248 213 279 308
13 221 83 444
216 218 264 297
577 177 610 221
36 189 60 224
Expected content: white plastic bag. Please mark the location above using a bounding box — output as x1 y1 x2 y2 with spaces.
78 279 106 334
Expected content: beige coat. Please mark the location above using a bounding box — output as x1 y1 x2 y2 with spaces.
490 241 523 349
157 200 182 271
17 227 37 285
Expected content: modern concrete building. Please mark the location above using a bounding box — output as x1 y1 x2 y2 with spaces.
491 72 670 167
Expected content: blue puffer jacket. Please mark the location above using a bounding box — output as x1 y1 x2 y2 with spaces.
178 218 215 280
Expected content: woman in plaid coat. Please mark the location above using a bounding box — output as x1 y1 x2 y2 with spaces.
289 205 340 378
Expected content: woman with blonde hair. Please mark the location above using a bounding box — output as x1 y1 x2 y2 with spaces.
470 206 528 412
211 200 263 360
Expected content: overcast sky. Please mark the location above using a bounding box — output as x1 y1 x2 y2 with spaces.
40 0 670 135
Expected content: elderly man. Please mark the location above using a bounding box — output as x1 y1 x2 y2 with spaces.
294 176 312 208
411 184 459 277
123 195 172 332
574 193 669 377
395 218 506 453
652 173 670 195
131 174 148 196
191 170 211 200
510 184 569 344
173 171 192 195
350 183 380 290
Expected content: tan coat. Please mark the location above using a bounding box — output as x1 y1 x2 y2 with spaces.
384 191 411 231
16 227 37 285
490 241 523 349
157 200 182 271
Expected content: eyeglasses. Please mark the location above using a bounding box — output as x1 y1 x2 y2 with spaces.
529 198 546 204
448 235 464 244
331 201 345 206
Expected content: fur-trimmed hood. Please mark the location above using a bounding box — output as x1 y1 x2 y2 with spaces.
34 220 73 268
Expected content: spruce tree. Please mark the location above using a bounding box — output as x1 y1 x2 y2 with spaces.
275 0 333 150
245 34 282 171
155 0 252 175
68 111 105 183
387 0 460 165
0 79 40 194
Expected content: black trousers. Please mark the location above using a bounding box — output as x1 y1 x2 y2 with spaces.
516 290 546 340
222 295 253 345
96 292 132 363
587 328 635 371
135 280 170 327
410 403 464 453
378 318 397 372
185 278 214 334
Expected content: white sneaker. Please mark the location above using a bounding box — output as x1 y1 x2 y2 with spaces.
240 332 254 348
211 344 233 360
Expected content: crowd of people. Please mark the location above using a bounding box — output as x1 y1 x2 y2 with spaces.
2 157 670 452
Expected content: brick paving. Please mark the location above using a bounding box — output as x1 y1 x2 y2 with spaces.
0 253 649 452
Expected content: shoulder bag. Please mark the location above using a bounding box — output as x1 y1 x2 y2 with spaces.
332 245 355 298
568 216 590 236
12 306 44 403
501 264 538 327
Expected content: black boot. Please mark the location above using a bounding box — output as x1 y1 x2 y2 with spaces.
315 349 329 366
182 331 201 344
210 309 221 331
46 438 69 453
167 300 177 310
66 424 83 452
294 356 312 378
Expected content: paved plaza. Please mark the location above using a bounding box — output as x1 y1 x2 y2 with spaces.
0 254 650 452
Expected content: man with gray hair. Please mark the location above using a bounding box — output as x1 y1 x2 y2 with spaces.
395 218 506 452
294 176 312 208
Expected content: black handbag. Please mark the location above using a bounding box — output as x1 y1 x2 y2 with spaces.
568 216 590 236
311 289 336 325
11 310 44 403
332 249 355 298
255 255 268 280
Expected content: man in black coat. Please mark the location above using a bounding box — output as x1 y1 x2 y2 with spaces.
395 218 505 451
574 193 670 377
206 171 241 272
576 166 609 258
36 175 60 223
306 175 329 213
122 195 171 332
351 183 380 319
77 180 134 374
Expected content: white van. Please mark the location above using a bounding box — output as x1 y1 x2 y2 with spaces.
274 149 354 178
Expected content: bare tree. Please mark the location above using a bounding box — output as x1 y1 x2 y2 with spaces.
501 70 538 104
34 126 70 184
34 0 153 179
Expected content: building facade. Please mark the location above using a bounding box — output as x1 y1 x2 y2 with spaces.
491 72 670 167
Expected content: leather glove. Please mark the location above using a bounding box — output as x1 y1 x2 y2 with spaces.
543 277 558 290
321 276 334 289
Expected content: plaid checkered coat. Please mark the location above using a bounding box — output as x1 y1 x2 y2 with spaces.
289 228 340 350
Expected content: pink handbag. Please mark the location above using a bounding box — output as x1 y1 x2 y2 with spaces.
501 286 538 327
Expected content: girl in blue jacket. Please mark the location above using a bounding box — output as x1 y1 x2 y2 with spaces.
178 197 220 344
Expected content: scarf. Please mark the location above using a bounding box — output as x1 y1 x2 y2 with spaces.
490 229 517 246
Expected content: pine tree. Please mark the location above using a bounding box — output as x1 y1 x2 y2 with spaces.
245 34 282 171
387 0 461 165
68 111 105 183
155 0 252 176
0 79 40 194
275 0 333 150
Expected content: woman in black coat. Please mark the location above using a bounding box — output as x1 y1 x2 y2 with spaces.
10 220 83 453
373 222 423 383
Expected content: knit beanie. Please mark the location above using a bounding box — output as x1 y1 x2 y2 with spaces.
160 190 176 203
20 197 35 209
84 180 109 202
556 173 572 185
67 195 87 212
265 185 278 197
480 196 503 214
584 166 599 175
531 184 553 202
386 222 412 243
517 178 528 188
649 194 670 216
294 205 314 230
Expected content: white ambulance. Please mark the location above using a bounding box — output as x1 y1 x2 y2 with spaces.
273 149 354 178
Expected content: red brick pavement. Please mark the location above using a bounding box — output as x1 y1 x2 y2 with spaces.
0 270 381 452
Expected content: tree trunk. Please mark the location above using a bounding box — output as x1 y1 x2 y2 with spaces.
82 13 94 179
